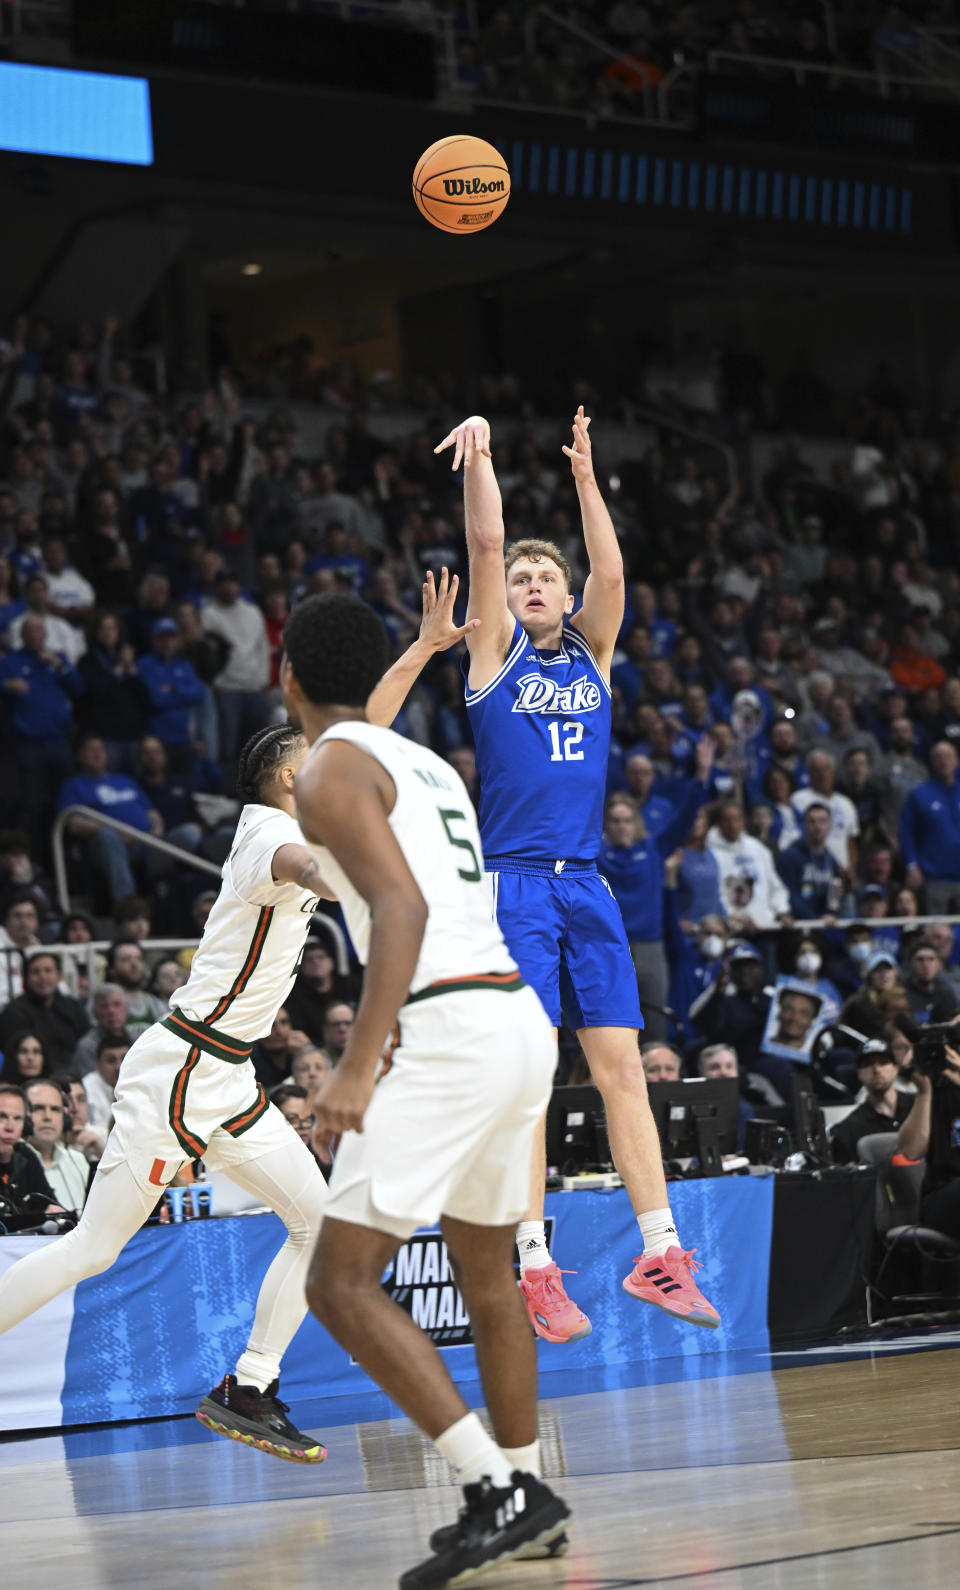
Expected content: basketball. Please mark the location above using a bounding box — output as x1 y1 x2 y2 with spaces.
412 134 510 234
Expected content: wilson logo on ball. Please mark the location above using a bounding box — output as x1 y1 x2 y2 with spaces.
442 177 506 196
413 133 511 234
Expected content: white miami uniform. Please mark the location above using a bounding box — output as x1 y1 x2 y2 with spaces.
101 804 323 1192
304 722 555 1240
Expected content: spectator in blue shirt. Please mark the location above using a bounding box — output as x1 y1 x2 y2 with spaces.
9 510 45 587
899 741 960 916
746 716 810 805
304 524 369 594
137 618 205 759
599 737 713 1040
708 656 775 731
620 753 684 839
777 803 845 921
0 617 81 851
674 807 725 926
57 735 161 906
664 867 729 1045
622 582 678 658
680 683 714 740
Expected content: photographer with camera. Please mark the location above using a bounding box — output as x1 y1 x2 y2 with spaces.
895 1023 960 1239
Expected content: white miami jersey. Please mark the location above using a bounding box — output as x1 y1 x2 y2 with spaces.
305 722 516 996
174 804 320 1041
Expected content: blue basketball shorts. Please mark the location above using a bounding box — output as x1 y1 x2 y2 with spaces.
486 863 643 1032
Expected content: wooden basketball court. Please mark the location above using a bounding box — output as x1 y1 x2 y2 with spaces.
3 1339 958 1588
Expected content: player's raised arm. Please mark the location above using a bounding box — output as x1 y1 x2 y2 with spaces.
565 406 624 677
366 568 479 728
294 741 428 1135
435 414 515 688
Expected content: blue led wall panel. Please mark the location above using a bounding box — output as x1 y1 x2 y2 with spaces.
492 136 915 238
0 62 153 165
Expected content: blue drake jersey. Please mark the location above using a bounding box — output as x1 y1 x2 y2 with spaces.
463 618 612 862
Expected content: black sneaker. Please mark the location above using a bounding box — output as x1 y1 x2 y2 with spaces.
429 1517 569 1562
195 1374 327 1465
400 1470 570 1589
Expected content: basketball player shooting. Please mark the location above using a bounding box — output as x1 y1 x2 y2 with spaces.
282 592 570 1590
429 407 721 1340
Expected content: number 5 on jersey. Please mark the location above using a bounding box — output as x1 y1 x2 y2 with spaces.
547 721 584 762
439 808 482 882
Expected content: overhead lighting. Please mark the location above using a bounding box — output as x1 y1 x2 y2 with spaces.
241 262 262 276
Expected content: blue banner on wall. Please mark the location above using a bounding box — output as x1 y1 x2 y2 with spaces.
55 1180 773 1428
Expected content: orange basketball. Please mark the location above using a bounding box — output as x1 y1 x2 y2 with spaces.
412 134 510 234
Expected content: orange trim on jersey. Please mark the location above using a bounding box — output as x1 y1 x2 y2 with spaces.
168 1046 206 1159
162 1010 253 1062
204 905 274 1024
406 971 526 1005
221 1084 269 1138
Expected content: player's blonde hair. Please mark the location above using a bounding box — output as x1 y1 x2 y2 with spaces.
504 538 571 589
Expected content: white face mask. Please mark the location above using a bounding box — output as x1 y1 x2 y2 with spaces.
849 940 873 965
797 951 821 977
701 934 725 960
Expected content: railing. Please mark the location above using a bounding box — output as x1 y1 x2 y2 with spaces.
706 45 960 100
47 804 353 983
51 806 221 917
2 915 353 1003
523 3 694 129
1 937 199 1005
0 908 952 1012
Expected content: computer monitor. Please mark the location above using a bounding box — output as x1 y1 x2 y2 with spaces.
545 1085 609 1173
646 1078 741 1173
792 1071 831 1163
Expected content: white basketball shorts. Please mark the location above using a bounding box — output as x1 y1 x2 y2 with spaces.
99 1016 298 1194
324 977 556 1240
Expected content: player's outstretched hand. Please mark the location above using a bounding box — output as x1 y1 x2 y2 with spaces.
314 1066 374 1136
562 404 596 485
434 415 492 471
420 567 480 652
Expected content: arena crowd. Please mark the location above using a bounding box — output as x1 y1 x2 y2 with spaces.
0 303 959 1239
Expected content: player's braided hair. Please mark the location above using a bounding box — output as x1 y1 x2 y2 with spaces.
236 724 304 804
282 591 389 707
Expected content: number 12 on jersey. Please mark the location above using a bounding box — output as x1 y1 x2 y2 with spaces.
547 720 584 762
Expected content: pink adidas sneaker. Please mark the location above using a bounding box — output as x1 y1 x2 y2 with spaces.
519 1262 592 1344
622 1246 721 1329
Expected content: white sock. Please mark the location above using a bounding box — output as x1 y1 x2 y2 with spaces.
516 1221 551 1274
502 1438 540 1477
637 1207 679 1258
234 1354 276 1393
435 1411 514 1489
